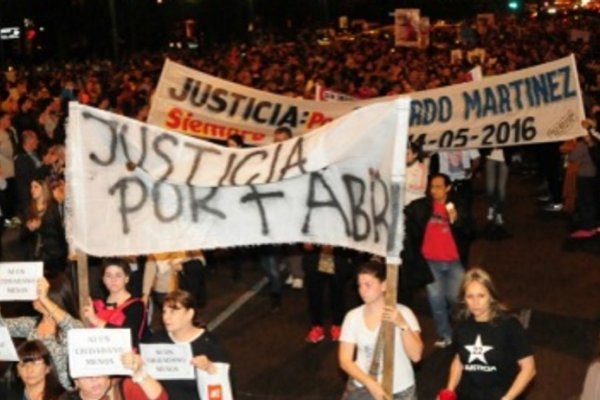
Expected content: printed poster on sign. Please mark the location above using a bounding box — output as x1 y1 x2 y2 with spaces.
68 329 132 378
0 262 43 301
140 343 195 380
0 327 19 361
394 9 420 47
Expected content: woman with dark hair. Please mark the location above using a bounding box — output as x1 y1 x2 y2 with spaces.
3 340 64 400
82 257 146 349
339 260 423 400
147 290 229 400
22 176 68 276
441 268 536 400
0 275 83 390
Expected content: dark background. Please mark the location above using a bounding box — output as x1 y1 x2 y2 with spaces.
0 0 527 62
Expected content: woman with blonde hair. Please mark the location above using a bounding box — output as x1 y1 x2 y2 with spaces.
441 268 536 400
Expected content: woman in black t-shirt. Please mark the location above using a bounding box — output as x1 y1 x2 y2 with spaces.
442 268 536 400
147 290 229 400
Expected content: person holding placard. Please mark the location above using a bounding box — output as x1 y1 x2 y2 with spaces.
83 258 147 349
61 351 168 400
0 275 83 390
147 290 229 400
22 176 68 276
1 340 65 400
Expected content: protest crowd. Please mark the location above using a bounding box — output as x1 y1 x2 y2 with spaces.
0 9 600 400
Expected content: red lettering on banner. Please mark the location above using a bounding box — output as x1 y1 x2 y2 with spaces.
164 107 266 143
306 112 333 129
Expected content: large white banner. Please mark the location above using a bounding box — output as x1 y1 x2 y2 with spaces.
148 56 585 149
67 99 410 259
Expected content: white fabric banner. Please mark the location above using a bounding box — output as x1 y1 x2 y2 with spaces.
148 56 585 149
67 99 410 259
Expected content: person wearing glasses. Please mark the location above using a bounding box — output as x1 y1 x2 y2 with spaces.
1 340 65 400
0 275 83 390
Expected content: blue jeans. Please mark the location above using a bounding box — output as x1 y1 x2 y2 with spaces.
425 260 464 339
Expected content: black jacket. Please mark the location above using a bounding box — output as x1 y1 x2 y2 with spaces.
401 195 473 289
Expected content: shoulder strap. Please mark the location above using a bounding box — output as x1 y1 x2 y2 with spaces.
116 297 147 340
368 327 385 377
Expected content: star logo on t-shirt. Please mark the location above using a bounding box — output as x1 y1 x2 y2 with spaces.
464 334 494 364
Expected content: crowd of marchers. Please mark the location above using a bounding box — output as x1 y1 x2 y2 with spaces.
0 11 599 400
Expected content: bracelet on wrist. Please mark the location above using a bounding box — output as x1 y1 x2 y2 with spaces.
132 371 148 383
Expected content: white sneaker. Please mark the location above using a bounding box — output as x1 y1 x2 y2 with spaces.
495 214 504 225
434 337 452 348
291 278 304 289
285 275 294 285
486 207 494 221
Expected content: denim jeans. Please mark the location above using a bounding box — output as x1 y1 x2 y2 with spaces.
425 260 464 339
485 158 509 215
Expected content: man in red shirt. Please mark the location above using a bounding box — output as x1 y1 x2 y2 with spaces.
402 173 473 348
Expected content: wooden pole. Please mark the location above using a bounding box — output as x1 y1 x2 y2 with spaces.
381 98 411 398
382 262 399 397
76 249 90 320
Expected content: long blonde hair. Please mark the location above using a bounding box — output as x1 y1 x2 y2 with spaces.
457 268 507 321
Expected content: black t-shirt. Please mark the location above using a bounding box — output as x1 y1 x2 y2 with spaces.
147 329 229 400
454 314 533 400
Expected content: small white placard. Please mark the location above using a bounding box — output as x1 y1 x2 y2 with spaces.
196 362 233 400
0 262 43 301
140 343 194 380
0 327 19 361
68 328 132 378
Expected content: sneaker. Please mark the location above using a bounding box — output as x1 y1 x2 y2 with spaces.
433 337 452 348
570 229 597 239
305 326 325 343
494 214 504 226
291 278 304 289
543 203 563 212
285 275 294 285
330 325 341 341
486 207 494 221
537 194 550 202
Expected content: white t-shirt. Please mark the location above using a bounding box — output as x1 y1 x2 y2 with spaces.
339 304 420 393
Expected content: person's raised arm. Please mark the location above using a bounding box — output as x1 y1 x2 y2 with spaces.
121 352 167 400
37 277 68 323
382 306 423 362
